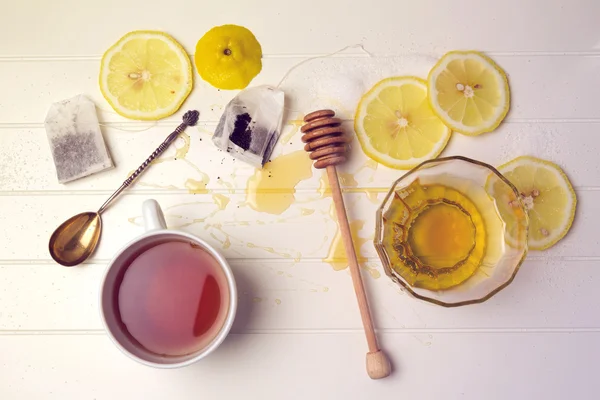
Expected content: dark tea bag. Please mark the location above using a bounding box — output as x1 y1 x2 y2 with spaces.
212 85 285 168
44 94 114 183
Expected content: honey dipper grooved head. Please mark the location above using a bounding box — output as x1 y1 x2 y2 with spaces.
301 109 349 169
303 109 335 122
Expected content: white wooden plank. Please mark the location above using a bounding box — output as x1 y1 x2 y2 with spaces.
1 55 599 124
1 0 598 56
0 58 297 124
0 260 597 331
0 332 597 399
0 192 335 261
2 0 599 397
0 121 596 192
0 189 593 261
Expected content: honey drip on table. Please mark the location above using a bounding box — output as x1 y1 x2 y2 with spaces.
318 165 381 204
149 132 191 165
318 170 358 198
323 204 369 270
323 215 379 278
185 176 209 194
174 132 191 159
246 150 313 214
247 242 302 262
212 194 230 210
131 132 194 188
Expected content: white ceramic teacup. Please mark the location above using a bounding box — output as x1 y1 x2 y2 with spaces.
99 199 237 368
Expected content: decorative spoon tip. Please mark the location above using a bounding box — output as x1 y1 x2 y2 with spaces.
183 110 200 126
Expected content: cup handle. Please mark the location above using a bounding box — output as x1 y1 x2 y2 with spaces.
142 199 167 232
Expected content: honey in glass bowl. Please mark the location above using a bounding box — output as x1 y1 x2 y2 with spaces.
375 156 528 307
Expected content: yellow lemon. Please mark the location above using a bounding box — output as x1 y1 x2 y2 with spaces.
194 25 262 90
427 51 510 136
99 30 193 120
497 156 576 250
354 76 452 169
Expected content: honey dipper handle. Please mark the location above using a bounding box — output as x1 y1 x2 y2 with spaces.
326 166 392 379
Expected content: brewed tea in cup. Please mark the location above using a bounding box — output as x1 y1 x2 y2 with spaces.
100 200 237 368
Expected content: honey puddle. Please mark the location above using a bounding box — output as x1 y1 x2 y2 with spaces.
206 223 233 251
322 201 379 278
318 167 381 204
363 263 382 279
339 172 358 187
185 171 210 194
212 194 230 210
247 243 302 262
134 182 179 190
174 132 191 159
279 119 304 144
150 132 191 165
217 178 236 194
128 132 193 186
357 158 378 177
196 125 215 136
363 189 381 204
203 222 302 260
246 150 313 214
323 217 369 271
127 192 230 230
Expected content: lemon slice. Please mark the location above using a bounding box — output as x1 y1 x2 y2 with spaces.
498 156 576 250
427 51 509 136
354 76 452 169
100 31 193 120
194 25 262 90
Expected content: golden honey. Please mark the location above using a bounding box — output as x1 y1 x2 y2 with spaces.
246 150 313 214
382 178 488 290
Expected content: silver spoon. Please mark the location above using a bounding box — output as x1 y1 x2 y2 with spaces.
49 110 199 266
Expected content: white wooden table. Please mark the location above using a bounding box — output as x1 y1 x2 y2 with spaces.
1 0 599 398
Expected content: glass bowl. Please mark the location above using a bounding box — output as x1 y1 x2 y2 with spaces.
374 156 529 307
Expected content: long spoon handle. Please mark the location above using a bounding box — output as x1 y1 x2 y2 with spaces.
97 110 199 215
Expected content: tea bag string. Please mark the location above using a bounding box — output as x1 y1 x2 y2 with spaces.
97 110 199 215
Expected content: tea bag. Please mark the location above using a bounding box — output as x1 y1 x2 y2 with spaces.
213 85 285 168
44 94 114 183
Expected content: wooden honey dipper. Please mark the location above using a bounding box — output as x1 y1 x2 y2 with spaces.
301 110 391 379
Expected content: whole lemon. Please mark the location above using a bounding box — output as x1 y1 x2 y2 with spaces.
194 25 262 90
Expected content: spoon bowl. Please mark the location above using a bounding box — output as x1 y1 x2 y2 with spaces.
49 212 102 266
